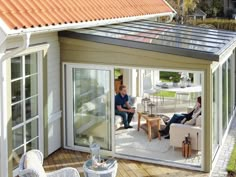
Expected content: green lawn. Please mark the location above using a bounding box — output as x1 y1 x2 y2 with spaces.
154 90 176 98
227 144 236 175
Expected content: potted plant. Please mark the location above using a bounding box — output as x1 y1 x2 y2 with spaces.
169 74 180 87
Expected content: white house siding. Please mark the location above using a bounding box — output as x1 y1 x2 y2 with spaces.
6 32 61 155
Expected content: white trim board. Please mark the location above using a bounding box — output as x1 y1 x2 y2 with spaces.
10 49 46 177
48 111 62 124
6 12 175 36
0 59 8 177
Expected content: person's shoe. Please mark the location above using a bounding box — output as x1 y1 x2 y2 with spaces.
128 125 133 128
164 135 170 139
124 126 129 129
159 130 167 136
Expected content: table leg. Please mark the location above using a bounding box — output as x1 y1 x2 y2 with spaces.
157 119 161 140
137 112 141 131
148 121 151 142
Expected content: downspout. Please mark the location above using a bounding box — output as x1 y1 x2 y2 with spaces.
166 13 176 23
0 32 31 177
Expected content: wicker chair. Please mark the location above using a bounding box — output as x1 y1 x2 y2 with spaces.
19 149 80 177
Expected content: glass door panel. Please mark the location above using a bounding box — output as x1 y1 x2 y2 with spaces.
212 68 220 158
228 56 233 122
71 68 112 150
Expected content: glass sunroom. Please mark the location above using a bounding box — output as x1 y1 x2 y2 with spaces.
59 20 236 172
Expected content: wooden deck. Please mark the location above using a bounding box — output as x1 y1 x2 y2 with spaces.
43 148 209 177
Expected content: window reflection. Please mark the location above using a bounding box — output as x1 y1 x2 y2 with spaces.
11 57 22 79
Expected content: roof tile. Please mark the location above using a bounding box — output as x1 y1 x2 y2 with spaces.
0 0 173 30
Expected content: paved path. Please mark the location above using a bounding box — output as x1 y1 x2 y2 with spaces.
211 116 236 177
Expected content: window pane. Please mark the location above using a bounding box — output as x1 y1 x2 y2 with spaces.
11 57 22 79
25 75 38 98
222 61 228 133
12 80 22 103
228 57 232 121
25 53 37 75
26 97 38 120
26 119 38 141
12 103 23 127
13 147 24 169
13 126 24 149
26 138 39 151
212 69 220 159
73 68 111 150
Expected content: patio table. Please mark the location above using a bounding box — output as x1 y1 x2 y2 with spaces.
155 83 202 104
137 112 162 141
155 83 202 93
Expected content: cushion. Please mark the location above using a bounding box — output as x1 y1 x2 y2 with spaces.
184 115 201 126
140 118 167 139
184 117 196 126
24 151 46 177
181 118 186 124
128 96 137 106
196 115 202 127
115 115 123 125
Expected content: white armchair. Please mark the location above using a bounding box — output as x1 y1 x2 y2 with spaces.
169 123 201 151
19 149 80 177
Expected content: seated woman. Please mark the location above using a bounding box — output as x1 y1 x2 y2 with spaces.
159 96 201 139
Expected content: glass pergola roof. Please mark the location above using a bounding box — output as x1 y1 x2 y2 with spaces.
59 20 236 61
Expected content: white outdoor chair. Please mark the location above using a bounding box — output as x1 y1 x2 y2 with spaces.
19 149 80 177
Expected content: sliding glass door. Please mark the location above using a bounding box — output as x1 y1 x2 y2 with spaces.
65 64 113 151
212 53 236 161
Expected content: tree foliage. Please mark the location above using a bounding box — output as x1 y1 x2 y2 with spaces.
166 0 199 15
166 0 224 17
197 0 224 17
181 0 199 14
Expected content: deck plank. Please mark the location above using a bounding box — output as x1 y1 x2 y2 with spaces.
43 148 209 177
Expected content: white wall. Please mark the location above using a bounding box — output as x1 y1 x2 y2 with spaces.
6 32 61 155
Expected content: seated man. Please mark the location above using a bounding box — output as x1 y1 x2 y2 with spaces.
115 85 135 129
159 96 201 139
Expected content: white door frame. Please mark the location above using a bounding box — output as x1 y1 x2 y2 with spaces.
63 63 115 156
63 62 205 171
0 59 9 177
114 65 205 171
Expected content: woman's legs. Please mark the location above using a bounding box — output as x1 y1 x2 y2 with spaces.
160 114 186 135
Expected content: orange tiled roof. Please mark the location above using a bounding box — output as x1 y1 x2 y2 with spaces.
0 0 173 30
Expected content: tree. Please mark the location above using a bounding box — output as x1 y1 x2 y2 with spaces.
166 0 199 15
211 0 223 17
197 0 224 17
179 0 199 15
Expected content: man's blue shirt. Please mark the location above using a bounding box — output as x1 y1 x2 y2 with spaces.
115 93 128 110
